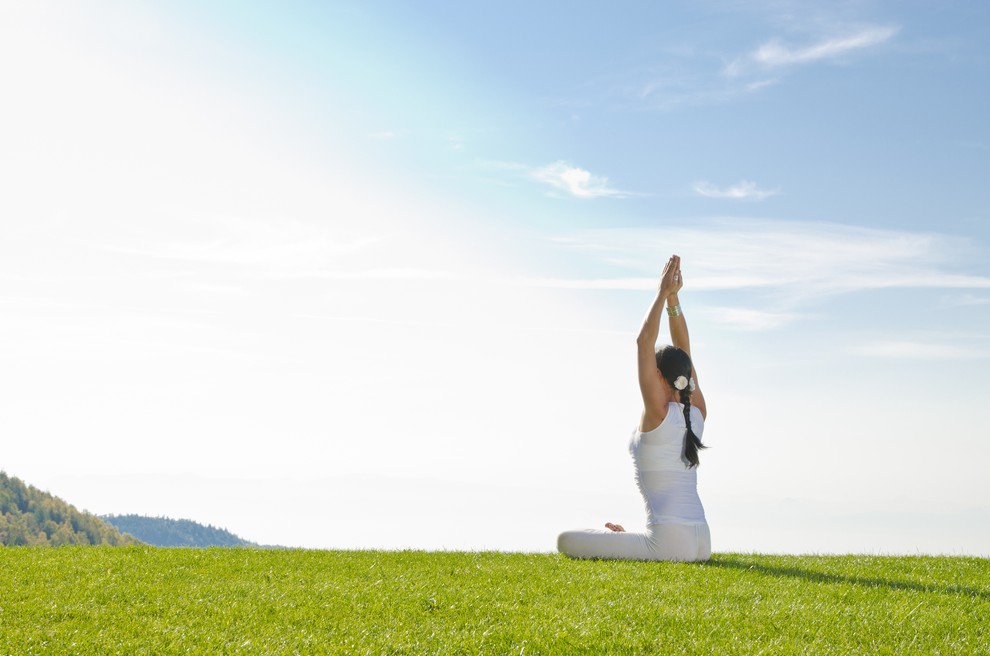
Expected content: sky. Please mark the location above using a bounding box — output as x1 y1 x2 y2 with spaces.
1 0 989 555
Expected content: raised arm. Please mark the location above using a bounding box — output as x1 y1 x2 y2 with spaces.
665 271 707 419
637 255 680 431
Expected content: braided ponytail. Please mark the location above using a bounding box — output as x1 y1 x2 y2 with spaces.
655 345 707 468
679 388 706 468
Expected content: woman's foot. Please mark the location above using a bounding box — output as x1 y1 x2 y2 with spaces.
605 522 625 532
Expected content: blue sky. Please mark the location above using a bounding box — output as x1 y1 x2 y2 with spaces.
1 1 988 554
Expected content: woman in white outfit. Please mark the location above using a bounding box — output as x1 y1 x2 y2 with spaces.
558 254 710 562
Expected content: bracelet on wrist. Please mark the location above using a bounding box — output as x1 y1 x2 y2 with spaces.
667 303 682 318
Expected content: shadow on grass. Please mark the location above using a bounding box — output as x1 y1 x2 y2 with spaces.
706 557 990 601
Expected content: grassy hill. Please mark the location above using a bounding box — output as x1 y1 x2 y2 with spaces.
0 472 140 546
0 548 986 654
101 514 257 547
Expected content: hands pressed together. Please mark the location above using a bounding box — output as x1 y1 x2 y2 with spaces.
659 254 683 298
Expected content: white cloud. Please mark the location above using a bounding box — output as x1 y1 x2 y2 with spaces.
552 219 990 301
508 277 656 291
702 307 802 331
617 24 896 110
532 161 632 199
181 281 251 297
726 26 899 76
757 27 899 66
99 214 387 273
745 79 777 93
694 180 779 200
849 341 989 360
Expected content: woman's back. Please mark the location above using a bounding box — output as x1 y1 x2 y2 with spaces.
630 402 706 524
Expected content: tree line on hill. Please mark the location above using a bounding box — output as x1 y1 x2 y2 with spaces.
2 471 263 548
101 514 257 547
0 472 140 546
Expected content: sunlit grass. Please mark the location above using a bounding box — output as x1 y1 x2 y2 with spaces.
0 548 987 654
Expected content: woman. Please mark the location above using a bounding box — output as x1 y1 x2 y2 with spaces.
557 254 710 562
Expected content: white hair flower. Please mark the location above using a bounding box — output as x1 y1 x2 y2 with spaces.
674 375 688 391
689 378 696 392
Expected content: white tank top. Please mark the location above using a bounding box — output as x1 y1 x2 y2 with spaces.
629 402 706 524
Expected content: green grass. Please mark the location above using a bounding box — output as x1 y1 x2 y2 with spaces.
0 548 987 655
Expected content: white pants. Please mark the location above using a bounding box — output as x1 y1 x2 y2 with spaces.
557 522 711 562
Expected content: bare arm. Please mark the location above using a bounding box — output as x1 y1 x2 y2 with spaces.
666 279 707 419
637 256 679 431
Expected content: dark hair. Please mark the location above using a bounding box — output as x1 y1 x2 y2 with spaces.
654 346 706 468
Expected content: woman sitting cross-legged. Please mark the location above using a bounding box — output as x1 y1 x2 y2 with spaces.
557 254 710 562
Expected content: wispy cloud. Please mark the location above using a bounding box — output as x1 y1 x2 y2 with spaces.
725 26 899 77
531 161 634 199
98 214 394 279
498 277 803 331
506 276 656 291
274 268 461 282
92 213 482 285
551 219 990 301
849 341 989 360
702 307 802 331
611 65 773 112
181 281 251 297
694 180 779 200
574 17 898 112
106 229 378 269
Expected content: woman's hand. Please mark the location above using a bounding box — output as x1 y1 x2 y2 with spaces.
658 254 681 297
671 263 684 296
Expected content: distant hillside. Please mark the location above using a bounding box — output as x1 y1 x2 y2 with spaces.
0 472 141 546
101 514 256 547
